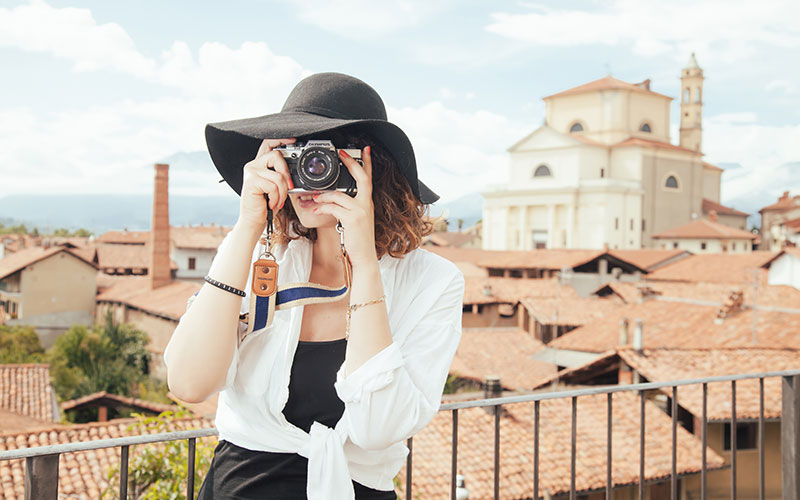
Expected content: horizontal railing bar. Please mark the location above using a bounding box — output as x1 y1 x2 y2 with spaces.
440 369 800 410
0 428 218 461
4 369 800 462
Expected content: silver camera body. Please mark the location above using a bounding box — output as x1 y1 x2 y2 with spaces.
276 140 361 193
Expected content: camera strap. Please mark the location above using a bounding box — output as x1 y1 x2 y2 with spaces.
244 207 351 336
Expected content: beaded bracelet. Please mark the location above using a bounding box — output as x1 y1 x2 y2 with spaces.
204 275 246 297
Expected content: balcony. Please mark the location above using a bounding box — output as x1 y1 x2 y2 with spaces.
2 370 800 499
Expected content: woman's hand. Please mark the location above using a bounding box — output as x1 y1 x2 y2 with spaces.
237 138 296 234
312 146 377 266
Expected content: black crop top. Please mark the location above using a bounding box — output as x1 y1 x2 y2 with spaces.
196 339 396 500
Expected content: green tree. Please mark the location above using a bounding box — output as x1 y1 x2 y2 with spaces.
102 408 215 500
0 325 46 363
48 311 152 403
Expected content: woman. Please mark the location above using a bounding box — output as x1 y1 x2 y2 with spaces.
164 73 465 499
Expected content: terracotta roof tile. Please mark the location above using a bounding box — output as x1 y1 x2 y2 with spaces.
398 392 724 499
544 76 673 100
0 365 56 423
95 278 200 326
428 246 605 271
0 246 96 280
0 408 55 435
702 198 748 217
606 248 688 271
548 299 800 353
521 296 624 326
0 415 214 500
596 280 800 309
96 243 177 272
702 162 724 172
760 192 800 212
612 137 698 154
464 277 580 305
619 347 800 421
450 328 555 391
646 251 779 284
651 218 755 240
60 391 177 415
423 232 479 248
95 226 232 250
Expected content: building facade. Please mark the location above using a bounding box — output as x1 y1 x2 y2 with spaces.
483 54 746 251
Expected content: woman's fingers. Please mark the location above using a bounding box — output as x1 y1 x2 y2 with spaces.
312 202 349 222
252 167 289 210
338 148 372 200
264 150 295 192
312 190 360 211
249 176 283 210
261 137 296 153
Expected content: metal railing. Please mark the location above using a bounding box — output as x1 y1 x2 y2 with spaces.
2 370 800 500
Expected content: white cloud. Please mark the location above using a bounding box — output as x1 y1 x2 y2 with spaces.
278 0 450 39
486 0 800 63
765 79 797 94
389 102 531 202
703 113 800 201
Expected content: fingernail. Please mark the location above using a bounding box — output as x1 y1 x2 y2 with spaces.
340 150 351 159
289 179 295 190
365 146 371 156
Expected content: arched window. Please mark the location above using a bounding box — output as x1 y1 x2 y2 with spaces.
695 87 702 103
640 122 652 133
534 165 552 177
684 88 690 101
569 122 584 133
665 175 679 188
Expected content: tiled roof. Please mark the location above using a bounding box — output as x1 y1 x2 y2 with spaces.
60 391 177 415
0 234 41 254
0 415 214 500
612 137 698 154
96 243 177 271
397 392 724 499
96 278 201 324
651 218 755 240
544 76 673 100
521 296 623 326
429 246 606 271
95 225 231 250
592 281 642 304
464 277 580 305
702 162 724 172
0 246 97 280
0 364 57 423
548 298 800 353
607 248 689 271
760 192 800 212
594 280 800 309
423 231 479 248
0 408 55 435
702 198 748 217
646 251 779 284
450 328 555 391
619 347 800 421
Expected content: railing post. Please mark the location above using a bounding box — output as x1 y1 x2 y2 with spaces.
25 454 59 500
783 375 800 500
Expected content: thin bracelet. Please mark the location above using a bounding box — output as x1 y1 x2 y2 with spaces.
345 295 386 339
204 275 246 297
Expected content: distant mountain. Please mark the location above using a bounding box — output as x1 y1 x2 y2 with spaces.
431 191 483 230
0 194 240 234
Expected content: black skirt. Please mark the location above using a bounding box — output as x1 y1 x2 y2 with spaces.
196 339 396 499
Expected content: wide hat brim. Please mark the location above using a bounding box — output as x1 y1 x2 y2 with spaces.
205 110 439 204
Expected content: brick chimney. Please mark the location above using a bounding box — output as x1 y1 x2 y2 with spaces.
714 289 744 323
150 163 171 290
708 210 718 223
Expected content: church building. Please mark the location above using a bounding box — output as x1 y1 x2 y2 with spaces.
482 54 747 251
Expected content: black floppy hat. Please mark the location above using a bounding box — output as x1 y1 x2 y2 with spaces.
205 72 439 204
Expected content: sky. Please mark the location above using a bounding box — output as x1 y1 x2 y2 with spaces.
1 0 799 205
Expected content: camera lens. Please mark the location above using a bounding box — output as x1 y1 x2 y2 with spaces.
298 148 339 190
306 156 328 176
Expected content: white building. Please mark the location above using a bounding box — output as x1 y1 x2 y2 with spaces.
482 54 748 251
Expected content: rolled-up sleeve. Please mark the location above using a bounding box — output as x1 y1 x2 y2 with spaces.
334 268 464 451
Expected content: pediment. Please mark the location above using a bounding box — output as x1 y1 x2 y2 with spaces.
508 125 585 152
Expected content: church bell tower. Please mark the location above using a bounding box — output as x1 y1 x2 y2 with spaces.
679 52 704 152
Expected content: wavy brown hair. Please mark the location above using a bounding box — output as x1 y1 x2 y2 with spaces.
272 129 434 258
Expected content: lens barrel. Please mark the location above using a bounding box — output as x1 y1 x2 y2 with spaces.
297 147 340 190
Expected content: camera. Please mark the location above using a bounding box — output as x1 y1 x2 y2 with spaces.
275 140 361 193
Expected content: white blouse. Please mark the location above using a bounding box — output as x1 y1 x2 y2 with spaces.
164 232 465 499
